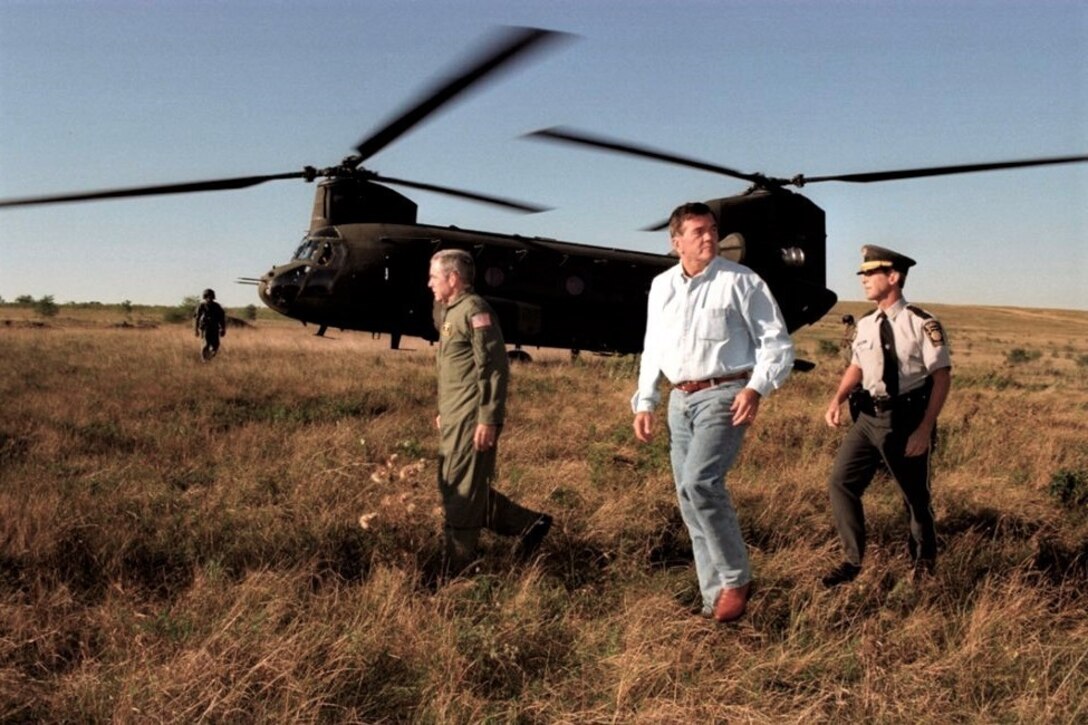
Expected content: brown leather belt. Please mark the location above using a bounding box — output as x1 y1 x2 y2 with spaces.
673 371 750 393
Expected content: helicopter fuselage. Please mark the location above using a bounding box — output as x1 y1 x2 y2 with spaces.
259 222 676 352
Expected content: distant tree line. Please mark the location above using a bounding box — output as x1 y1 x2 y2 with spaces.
9 294 59 318
163 297 259 323
3 295 257 322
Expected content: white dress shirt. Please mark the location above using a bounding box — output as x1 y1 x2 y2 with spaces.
852 298 952 397
632 256 795 413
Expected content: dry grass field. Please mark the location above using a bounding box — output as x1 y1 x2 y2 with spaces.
2 302 1086 722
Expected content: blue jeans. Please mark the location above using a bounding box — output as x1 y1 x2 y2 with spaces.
667 382 751 611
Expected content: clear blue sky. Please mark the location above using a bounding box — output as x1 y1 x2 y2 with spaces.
1 0 1085 310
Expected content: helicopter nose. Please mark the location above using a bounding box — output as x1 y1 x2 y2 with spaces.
264 265 307 308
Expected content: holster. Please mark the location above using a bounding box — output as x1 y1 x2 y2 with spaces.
846 386 868 422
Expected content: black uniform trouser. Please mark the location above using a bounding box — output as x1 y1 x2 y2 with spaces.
437 415 540 571
828 406 937 567
201 329 221 360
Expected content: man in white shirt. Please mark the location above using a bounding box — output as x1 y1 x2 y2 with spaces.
632 202 794 622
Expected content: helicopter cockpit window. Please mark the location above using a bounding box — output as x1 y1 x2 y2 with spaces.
293 238 317 261
292 236 342 267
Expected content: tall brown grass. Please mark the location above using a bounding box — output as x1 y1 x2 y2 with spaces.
2 303 1086 722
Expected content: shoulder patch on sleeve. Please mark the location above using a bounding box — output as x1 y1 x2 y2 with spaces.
923 319 946 346
471 312 493 329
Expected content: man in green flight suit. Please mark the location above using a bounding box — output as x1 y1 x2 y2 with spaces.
428 249 553 575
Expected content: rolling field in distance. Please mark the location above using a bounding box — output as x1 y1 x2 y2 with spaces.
2 301 1086 722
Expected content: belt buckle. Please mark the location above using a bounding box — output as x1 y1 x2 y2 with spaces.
676 372 745 394
872 396 893 412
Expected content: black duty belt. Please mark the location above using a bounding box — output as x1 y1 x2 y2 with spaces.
673 371 750 393
870 389 929 413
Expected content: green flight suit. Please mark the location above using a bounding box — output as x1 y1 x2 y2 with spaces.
436 289 540 571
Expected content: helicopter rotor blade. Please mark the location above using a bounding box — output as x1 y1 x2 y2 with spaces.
626 152 1088 230
525 126 767 185
373 173 550 213
0 171 309 208
352 27 568 164
797 154 1088 185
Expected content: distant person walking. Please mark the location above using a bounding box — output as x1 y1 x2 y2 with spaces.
821 245 952 587
839 313 856 366
194 288 226 362
632 202 794 623
428 249 552 576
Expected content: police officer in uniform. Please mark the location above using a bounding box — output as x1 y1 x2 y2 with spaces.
194 288 227 362
821 245 952 586
428 249 552 575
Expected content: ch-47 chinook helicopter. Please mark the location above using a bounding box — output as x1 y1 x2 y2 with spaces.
1 26 1085 362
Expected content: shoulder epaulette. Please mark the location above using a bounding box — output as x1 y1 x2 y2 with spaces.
906 305 932 320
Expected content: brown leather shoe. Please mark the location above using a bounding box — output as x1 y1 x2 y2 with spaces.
712 581 751 623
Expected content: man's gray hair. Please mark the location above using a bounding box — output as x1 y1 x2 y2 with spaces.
431 248 475 284
668 202 717 239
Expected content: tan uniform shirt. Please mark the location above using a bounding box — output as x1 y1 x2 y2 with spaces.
437 290 507 426
852 298 951 397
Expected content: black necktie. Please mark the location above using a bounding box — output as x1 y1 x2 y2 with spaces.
878 312 899 398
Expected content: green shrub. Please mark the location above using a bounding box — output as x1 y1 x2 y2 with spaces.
1048 468 1088 509
163 307 190 323
164 295 201 324
1005 347 1041 365
34 295 58 318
